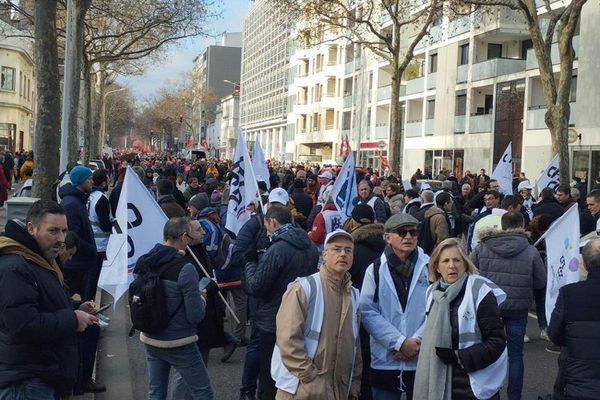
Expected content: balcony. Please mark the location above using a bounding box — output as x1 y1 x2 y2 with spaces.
345 58 362 74
375 124 389 139
406 77 425 95
427 73 437 90
381 12 391 25
472 58 526 81
527 102 577 130
470 113 493 133
457 64 468 83
424 118 434 135
526 35 580 70
449 16 470 38
406 120 422 137
377 85 391 101
343 95 353 108
455 115 466 133
430 25 442 44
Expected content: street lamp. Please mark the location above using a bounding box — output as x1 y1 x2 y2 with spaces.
223 79 240 95
100 87 127 154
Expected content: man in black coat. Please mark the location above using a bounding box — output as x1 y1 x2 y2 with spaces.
533 187 564 224
289 179 313 230
243 206 319 400
0 200 98 398
548 238 600 400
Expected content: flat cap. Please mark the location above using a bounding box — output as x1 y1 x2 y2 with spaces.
384 212 419 232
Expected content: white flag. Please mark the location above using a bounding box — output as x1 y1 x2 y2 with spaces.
98 166 168 305
253 140 270 189
226 130 260 235
536 154 560 193
491 142 513 195
330 152 358 223
544 204 580 323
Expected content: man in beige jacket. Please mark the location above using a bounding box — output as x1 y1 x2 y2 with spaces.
272 230 362 400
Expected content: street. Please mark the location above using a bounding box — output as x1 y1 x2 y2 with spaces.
93 293 559 400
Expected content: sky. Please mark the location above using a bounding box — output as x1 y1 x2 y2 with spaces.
117 0 250 101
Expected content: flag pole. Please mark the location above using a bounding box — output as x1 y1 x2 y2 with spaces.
186 245 240 325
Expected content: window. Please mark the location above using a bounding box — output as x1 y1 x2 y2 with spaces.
487 43 503 60
459 44 469 65
570 75 577 102
429 53 438 73
1 67 15 91
521 39 533 60
455 94 467 116
427 99 435 119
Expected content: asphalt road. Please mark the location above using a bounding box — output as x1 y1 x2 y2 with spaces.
94 294 559 400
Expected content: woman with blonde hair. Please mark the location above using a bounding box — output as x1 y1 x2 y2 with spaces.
414 238 507 399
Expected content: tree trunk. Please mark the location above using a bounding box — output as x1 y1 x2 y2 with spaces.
547 106 570 186
32 1 60 200
388 22 403 175
82 57 91 163
95 67 106 157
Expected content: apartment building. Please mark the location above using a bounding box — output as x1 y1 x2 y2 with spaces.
240 0 290 158
0 19 35 153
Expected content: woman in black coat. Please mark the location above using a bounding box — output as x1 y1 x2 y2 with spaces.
415 238 507 400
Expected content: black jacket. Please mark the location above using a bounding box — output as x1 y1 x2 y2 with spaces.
243 226 319 333
349 223 386 290
59 184 97 270
450 278 506 399
548 271 600 400
0 220 78 395
290 189 314 225
533 198 564 223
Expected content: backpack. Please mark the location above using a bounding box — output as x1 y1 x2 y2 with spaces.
128 257 188 334
214 228 234 270
417 215 436 255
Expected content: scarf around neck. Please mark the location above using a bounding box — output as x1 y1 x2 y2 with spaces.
414 273 469 400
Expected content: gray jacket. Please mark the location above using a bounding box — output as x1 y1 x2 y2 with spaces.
471 229 546 318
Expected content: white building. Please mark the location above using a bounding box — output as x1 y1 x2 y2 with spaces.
240 0 290 159
219 93 240 159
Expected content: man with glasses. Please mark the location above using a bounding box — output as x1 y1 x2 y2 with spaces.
360 213 430 399
272 230 361 399
467 190 501 252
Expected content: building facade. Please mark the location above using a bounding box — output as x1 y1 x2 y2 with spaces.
0 20 35 153
240 0 290 159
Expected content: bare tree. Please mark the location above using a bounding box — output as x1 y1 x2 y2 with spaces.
270 0 442 173
32 1 60 200
453 0 584 185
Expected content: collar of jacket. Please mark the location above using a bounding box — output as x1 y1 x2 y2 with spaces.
0 221 64 286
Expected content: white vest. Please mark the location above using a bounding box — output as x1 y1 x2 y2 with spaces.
426 275 508 399
87 190 110 252
271 272 360 395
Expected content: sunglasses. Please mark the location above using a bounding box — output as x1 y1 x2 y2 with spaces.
393 227 418 237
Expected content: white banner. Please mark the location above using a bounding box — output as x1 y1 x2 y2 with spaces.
253 140 270 189
98 166 169 305
330 152 358 223
536 154 560 193
544 204 580 323
491 142 513 195
226 130 260 235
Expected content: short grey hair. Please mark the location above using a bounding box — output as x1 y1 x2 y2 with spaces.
462 183 471 191
163 217 192 242
421 189 434 203
571 187 580 200
582 238 600 271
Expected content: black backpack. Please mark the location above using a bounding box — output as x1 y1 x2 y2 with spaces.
417 215 436 255
128 257 188 335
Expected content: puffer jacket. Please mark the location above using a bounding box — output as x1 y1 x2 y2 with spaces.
243 226 319 333
349 223 385 290
59 184 97 270
0 220 78 395
548 270 600 400
385 194 404 215
137 243 206 347
471 229 546 318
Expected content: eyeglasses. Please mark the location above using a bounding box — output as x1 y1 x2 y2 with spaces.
326 246 353 255
393 227 418 237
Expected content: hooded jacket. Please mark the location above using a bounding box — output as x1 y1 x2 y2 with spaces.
349 223 385 290
424 206 451 247
59 183 97 270
471 230 546 318
0 220 78 395
243 227 319 333
137 243 206 348
157 194 186 218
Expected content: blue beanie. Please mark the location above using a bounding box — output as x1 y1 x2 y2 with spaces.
70 165 93 187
